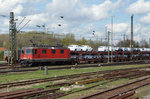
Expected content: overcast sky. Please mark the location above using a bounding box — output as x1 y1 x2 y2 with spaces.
0 0 150 43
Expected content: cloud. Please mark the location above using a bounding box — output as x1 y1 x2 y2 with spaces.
105 21 150 42
114 23 129 33
126 0 150 14
2 0 150 44
139 13 150 24
0 0 27 15
40 0 124 40
12 5 24 15
46 0 123 23
0 0 123 33
0 0 45 16
106 23 129 34
25 13 49 27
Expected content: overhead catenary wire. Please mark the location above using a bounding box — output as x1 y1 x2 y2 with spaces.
17 20 31 33
16 17 26 29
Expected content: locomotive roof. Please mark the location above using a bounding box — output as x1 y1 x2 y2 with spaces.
22 44 69 49
22 46 68 49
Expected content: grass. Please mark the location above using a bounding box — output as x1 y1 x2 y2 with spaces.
59 78 129 99
133 84 150 98
31 82 53 89
0 64 148 98
0 64 149 84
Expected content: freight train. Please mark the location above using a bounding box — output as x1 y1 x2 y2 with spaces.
19 45 150 66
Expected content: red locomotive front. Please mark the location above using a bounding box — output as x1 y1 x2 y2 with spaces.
20 46 72 66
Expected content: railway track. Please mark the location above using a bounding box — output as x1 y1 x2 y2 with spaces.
33 69 150 99
0 66 149 89
0 88 59 99
81 76 150 99
0 60 149 74
0 63 8 66
1 66 150 99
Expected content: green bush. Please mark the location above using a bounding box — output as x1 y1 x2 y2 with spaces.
0 50 4 61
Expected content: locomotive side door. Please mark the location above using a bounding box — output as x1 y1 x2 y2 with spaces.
51 49 56 58
33 49 38 59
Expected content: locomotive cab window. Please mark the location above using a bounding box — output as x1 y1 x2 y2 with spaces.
42 49 47 54
52 49 55 54
26 49 32 54
60 50 64 54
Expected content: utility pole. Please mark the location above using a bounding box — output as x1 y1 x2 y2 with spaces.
123 33 126 42
130 14 134 60
126 35 128 40
108 31 110 63
123 33 126 47
100 38 102 43
9 12 16 69
111 16 114 63
105 26 107 46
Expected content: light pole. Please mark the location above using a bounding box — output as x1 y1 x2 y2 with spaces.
36 24 46 44
92 30 95 36
92 30 97 42
58 16 64 27
36 25 41 33
42 24 46 44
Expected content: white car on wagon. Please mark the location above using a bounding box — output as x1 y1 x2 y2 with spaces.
98 46 106 51
68 45 81 51
80 45 93 51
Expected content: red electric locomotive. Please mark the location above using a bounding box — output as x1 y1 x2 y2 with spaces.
20 46 72 66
